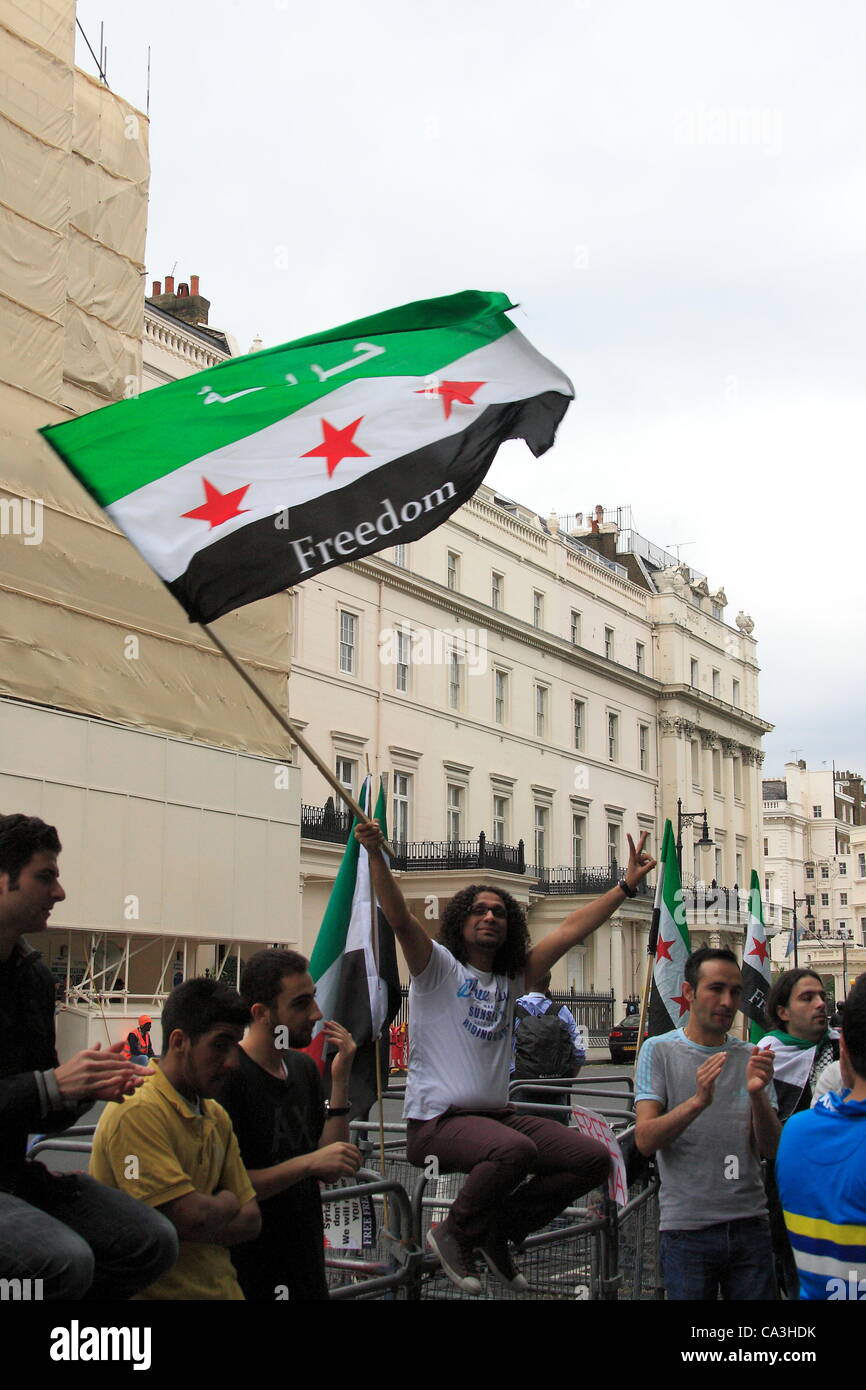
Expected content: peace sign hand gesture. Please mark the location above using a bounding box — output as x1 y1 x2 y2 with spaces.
625 831 656 891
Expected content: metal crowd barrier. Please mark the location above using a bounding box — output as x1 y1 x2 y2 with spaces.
26 1088 660 1302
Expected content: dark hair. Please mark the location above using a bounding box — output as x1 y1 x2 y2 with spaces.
842 974 866 1079
684 947 740 989
438 885 530 978
161 977 250 1052
0 814 61 886
764 968 825 1031
240 948 308 1010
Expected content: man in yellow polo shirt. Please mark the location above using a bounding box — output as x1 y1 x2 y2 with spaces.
90 978 261 1299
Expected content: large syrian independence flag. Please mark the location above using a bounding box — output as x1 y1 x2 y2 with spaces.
741 869 772 1042
647 820 692 1037
40 291 573 624
308 778 400 1120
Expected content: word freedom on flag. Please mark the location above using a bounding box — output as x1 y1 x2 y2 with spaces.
41 291 574 624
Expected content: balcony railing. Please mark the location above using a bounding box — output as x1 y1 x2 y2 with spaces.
390 834 525 873
528 864 652 896
301 800 354 844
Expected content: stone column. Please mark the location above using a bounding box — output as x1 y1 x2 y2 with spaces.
720 738 738 883
610 919 624 1018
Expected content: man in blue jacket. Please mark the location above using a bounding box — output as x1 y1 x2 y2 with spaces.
776 971 866 1300
0 813 178 1299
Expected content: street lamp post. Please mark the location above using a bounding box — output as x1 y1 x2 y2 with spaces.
791 893 815 970
675 798 713 878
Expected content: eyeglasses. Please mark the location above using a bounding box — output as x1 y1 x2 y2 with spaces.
469 904 507 919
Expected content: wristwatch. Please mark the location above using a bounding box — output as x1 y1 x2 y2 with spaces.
619 879 638 898
325 1102 351 1117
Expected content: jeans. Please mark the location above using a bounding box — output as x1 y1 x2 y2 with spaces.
407 1106 610 1245
660 1216 778 1300
0 1171 179 1300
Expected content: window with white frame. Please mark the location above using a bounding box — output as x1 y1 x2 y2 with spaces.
533 590 544 629
859 853 866 877
813 805 822 818
690 658 699 687
822 920 830 933
607 711 619 762
821 893 830 907
821 865 830 879
492 794 509 844
573 698 585 751
572 813 585 873
604 627 615 661
608 822 621 870
339 610 357 674
392 772 411 843
335 756 357 810
494 669 508 725
535 684 548 738
732 678 741 705
639 723 649 772
806 864 815 879
712 669 720 697
763 837 769 856
736 851 744 884
392 543 407 567
636 641 645 674
448 649 462 710
570 610 581 645
447 551 460 591
861 917 866 946
714 847 723 883
534 804 549 871
839 862 847 876
491 571 504 610
840 892 848 906
446 783 464 842
395 627 410 693
711 602 723 620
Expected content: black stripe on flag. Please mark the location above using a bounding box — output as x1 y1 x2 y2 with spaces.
168 392 570 622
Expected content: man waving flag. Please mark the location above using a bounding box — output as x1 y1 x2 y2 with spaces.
40 291 573 624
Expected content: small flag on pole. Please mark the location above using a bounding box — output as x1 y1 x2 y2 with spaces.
741 870 772 1041
40 291 573 623
647 820 691 1037
307 777 400 1120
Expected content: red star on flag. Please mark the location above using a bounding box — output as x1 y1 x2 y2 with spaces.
655 935 674 962
672 989 690 1017
415 380 486 420
748 938 769 965
182 477 251 529
302 417 369 478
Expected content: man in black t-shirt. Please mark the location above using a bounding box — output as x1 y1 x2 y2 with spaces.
216 948 361 1300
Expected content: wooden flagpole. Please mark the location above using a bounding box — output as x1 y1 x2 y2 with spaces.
200 623 393 852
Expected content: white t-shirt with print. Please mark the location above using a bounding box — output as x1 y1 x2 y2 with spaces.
404 941 524 1121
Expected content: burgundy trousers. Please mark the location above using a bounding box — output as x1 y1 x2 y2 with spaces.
406 1106 610 1244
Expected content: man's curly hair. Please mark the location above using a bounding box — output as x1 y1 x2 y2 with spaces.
438 884 530 977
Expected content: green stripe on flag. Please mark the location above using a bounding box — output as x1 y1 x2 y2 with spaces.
40 291 516 507
660 820 689 950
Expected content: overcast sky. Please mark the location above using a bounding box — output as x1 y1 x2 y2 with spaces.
74 0 866 777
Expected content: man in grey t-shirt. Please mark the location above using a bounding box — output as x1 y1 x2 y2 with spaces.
635 947 780 1300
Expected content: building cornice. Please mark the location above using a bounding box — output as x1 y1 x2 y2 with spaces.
351 557 660 698
658 686 773 735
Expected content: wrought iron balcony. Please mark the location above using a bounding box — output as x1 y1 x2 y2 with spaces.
301 800 354 845
529 864 652 896
390 834 525 873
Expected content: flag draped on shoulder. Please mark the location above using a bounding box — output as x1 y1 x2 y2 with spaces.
741 869 772 1042
40 291 574 624
647 820 691 1037
307 777 400 1119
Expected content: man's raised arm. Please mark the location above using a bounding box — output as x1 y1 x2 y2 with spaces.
354 820 432 976
525 832 655 988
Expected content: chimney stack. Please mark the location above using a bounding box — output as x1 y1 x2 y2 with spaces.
165 274 175 294
152 280 161 296
178 282 189 296
190 274 200 296
147 270 211 327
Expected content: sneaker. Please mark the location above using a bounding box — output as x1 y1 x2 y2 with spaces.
477 1231 529 1292
426 1223 482 1295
